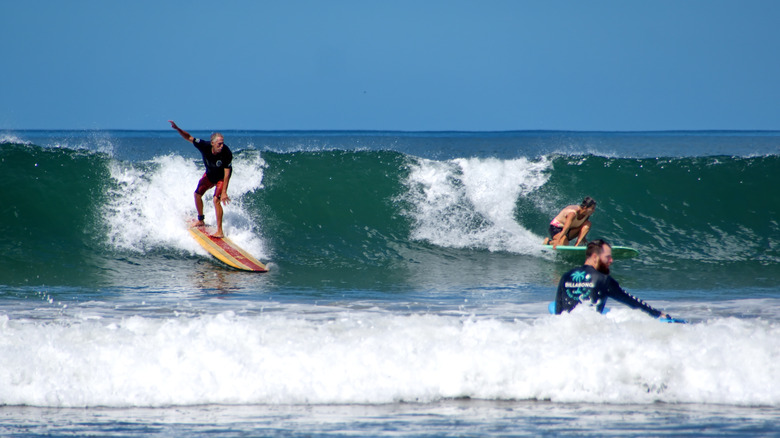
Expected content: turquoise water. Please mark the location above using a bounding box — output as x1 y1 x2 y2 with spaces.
1 130 779 436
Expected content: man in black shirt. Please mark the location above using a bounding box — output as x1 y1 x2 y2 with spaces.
170 120 233 238
554 239 671 319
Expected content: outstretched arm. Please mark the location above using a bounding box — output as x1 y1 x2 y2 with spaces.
169 120 194 142
606 279 666 319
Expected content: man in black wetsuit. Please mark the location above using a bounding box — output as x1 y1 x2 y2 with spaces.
554 239 672 319
169 120 233 238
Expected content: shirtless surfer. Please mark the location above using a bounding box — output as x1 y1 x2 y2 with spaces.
169 120 233 238
544 197 596 248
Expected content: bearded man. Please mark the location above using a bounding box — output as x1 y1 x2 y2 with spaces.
553 239 671 319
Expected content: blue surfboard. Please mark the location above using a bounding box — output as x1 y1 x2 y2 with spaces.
548 301 609 314
548 301 686 323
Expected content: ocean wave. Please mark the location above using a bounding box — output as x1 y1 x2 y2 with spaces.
2 144 779 289
0 306 777 407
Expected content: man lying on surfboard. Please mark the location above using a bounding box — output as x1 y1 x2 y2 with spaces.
169 120 233 238
543 196 596 248
553 239 673 320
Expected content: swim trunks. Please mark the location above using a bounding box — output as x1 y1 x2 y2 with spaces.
195 173 226 199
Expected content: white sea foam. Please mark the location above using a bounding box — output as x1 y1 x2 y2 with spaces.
103 152 268 259
0 305 777 408
0 134 31 145
403 157 550 254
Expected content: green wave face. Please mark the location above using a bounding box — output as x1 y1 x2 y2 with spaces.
3 140 779 291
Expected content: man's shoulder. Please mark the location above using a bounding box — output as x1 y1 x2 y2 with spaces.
572 264 594 273
562 265 592 279
569 265 608 282
559 265 597 290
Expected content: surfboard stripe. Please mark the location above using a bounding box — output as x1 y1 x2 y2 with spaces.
188 226 268 272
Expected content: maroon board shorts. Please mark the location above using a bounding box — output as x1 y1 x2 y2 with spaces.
195 173 225 200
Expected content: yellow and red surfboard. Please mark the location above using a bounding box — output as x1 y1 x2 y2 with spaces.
188 225 268 272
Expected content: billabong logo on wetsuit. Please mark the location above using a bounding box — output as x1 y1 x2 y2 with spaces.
565 270 593 301
216 160 223 167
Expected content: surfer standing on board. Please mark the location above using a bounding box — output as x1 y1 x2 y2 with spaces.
554 239 671 319
169 120 233 238
544 197 596 248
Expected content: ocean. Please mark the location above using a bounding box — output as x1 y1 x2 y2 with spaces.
1 129 779 436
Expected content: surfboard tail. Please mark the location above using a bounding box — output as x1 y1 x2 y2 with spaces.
188 226 268 272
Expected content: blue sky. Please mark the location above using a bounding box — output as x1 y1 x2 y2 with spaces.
3 0 780 131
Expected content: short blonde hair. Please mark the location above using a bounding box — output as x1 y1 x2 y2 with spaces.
210 133 224 142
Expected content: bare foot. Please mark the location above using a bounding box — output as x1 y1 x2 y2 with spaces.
211 231 225 238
